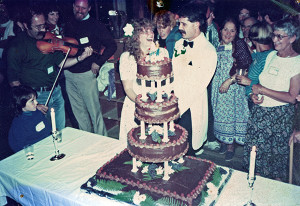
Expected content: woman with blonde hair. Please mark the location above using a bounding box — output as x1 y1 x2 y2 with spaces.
236 22 274 99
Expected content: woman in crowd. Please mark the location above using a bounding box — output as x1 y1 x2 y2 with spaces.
44 3 64 36
118 18 168 142
153 10 181 58
211 17 252 161
236 22 273 103
244 19 300 182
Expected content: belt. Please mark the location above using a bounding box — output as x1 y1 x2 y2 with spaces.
32 85 57 92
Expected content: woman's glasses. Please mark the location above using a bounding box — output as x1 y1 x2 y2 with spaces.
271 33 289 41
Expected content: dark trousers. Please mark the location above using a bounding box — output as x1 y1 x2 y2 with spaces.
177 109 196 156
207 81 216 142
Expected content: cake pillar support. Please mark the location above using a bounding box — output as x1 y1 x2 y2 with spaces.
163 161 170 181
169 121 175 132
140 121 146 140
162 122 169 142
131 157 138 173
151 80 155 93
165 78 171 97
156 80 163 102
141 80 147 101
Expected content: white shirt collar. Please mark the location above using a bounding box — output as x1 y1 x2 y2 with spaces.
82 13 90 21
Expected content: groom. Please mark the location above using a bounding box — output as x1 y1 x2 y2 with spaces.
172 2 217 156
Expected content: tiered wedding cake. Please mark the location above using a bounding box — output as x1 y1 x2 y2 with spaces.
127 56 189 173
82 49 232 206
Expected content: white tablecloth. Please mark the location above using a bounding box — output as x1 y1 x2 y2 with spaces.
216 170 300 206
0 127 300 206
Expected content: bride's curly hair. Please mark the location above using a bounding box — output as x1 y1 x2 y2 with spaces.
124 18 154 62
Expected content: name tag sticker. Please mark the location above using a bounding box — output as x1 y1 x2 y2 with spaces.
80 37 89 44
268 66 279 76
36 121 45 132
47 66 54 74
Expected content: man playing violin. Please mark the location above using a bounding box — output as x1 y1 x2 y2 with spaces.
64 0 117 135
6 6 93 131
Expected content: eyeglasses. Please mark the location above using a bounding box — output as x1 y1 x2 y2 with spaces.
271 33 289 41
32 24 46 31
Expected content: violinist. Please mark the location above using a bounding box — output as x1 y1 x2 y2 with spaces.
6 6 93 131
63 0 117 135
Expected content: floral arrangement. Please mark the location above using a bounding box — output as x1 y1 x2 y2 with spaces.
144 125 176 143
124 157 188 181
123 23 134 37
174 42 186 57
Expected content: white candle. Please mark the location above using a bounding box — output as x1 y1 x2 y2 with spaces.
50 108 56 133
249 146 256 179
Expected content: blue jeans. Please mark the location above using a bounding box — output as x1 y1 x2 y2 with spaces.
36 86 65 131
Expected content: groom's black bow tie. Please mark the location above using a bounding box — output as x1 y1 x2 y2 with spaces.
183 40 194 48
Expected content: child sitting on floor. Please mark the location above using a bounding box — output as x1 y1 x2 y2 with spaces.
8 85 51 153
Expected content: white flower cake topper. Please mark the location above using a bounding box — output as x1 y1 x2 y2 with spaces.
123 23 134 37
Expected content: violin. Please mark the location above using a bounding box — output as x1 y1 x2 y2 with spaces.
36 32 100 56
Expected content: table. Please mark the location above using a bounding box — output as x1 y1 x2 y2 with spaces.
0 127 128 206
1 127 300 206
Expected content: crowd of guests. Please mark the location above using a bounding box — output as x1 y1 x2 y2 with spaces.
0 0 299 186
119 1 300 184
1 0 116 154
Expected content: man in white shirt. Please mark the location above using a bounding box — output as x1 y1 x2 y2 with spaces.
172 2 217 156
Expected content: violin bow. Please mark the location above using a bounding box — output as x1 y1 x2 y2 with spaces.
45 48 71 107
